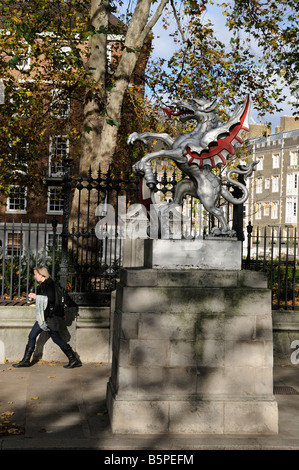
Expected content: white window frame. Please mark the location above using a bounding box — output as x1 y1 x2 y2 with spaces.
272 153 280 169
286 173 298 195
14 44 31 71
53 45 71 71
5 231 24 256
272 175 280 192
47 186 64 214
256 177 263 194
255 202 262 220
6 186 27 213
256 156 264 170
46 232 62 251
286 196 298 224
49 135 69 176
264 202 270 217
9 141 29 174
290 151 298 167
50 88 70 119
271 202 278 219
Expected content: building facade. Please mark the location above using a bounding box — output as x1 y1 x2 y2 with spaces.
0 11 149 260
246 116 299 256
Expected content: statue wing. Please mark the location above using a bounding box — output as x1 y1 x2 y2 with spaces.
184 95 251 168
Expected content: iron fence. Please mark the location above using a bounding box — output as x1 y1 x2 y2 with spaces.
2 161 297 309
0 218 61 304
58 162 218 305
244 223 299 310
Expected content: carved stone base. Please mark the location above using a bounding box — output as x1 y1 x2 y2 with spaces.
143 238 242 270
106 268 278 435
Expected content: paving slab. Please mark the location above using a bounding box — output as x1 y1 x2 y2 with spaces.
0 362 299 451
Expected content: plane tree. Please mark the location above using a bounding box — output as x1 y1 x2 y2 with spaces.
0 0 297 197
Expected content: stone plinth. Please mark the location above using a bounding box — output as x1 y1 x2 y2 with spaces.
144 238 242 270
107 267 278 434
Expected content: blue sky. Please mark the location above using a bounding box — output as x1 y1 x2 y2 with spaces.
202 3 297 130
120 1 297 132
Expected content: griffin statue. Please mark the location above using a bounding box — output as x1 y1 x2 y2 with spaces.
127 95 257 237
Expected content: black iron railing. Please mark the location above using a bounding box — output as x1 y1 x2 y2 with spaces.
244 224 299 310
3 161 297 308
0 218 61 304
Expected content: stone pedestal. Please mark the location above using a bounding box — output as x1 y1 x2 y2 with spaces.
107 240 278 435
144 238 242 270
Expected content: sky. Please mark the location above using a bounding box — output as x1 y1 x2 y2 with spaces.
145 1 298 133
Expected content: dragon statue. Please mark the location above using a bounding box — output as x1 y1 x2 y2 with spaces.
127 95 257 237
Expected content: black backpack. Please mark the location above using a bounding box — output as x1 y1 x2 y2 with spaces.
52 283 70 317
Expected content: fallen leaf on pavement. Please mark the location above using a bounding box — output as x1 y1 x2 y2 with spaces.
0 411 24 436
1 411 14 418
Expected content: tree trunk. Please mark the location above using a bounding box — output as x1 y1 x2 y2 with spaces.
79 0 109 176
70 0 169 235
82 0 169 173
70 0 109 235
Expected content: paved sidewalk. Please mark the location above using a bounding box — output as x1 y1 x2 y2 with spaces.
1 362 299 450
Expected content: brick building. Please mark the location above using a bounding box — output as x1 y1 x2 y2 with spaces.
0 10 149 259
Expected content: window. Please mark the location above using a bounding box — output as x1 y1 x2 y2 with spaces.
10 87 31 118
271 202 278 219
287 173 298 193
272 153 280 169
255 202 262 219
47 186 64 213
264 202 270 217
47 232 62 251
49 136 68 176
6 186 27 212
286 197 297 224
53 45 71 71
256 177 263 194
272 175 279 192
256 156 264 170
6 232 23 256
14 45 31 71
265 178 270 189
290 151 298 167
51 89 70 119
9 140 29 174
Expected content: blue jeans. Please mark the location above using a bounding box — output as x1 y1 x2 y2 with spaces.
28 321 69 351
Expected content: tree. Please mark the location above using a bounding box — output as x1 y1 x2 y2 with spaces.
147 0 299 122
0 0 89 196
0 0 298 194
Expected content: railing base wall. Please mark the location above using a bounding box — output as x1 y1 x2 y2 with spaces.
0 305 111 364
1 304 299 367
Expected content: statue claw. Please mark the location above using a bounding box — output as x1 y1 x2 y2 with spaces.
127 132 139 145
210 227 237 238
127 132 148 146
132 160 145 175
